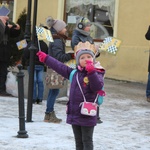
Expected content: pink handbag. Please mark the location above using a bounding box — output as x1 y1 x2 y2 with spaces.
80 101 98 116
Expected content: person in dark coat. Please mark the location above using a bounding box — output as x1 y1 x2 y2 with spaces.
145 25 150 102
44 16 74 123
71 16 100 57
0 21 21 96
22 39 48 104
0 16 9 42
36 41 105 150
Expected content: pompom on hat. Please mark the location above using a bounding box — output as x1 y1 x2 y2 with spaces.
46 16 66 33
74 42 97 65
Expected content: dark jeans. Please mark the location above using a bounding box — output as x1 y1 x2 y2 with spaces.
146 72 150 98
72 125 94 150
0 61 8 93
46 89 59 113
28 65 44 101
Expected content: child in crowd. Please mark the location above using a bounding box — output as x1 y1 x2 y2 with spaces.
37 41 105 150
71 16 100 58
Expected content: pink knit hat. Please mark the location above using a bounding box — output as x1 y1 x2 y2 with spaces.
53 20 66 32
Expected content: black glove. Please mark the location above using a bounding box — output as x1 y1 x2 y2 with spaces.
68 53 75 59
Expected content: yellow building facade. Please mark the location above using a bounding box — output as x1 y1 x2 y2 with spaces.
13 0 150 83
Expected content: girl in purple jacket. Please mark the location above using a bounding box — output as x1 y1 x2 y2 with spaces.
37 41 105 150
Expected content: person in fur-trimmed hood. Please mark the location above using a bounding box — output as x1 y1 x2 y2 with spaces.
37 41 105 150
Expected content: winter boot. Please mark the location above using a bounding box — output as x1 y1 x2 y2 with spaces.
48 111 62 123
36 99 42 104
147 97 150 102
44 113 50 122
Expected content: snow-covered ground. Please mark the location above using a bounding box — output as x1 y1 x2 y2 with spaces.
0 79 150 150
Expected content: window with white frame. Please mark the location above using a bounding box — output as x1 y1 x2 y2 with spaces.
65 0 115 40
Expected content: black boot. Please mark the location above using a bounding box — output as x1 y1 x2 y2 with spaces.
36 99 42 104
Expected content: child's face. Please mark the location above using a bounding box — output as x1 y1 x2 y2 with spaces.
84 25 91 32
79 53 93 67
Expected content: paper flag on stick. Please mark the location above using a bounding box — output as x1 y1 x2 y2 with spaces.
0 6 10 16
16 39 27 50
65 59 76 69
36 26 53 42
99 37 121 55
36 26 46 40
44 28 54 42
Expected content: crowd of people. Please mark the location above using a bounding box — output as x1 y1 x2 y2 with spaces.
0 14 105 150
2 14 149 150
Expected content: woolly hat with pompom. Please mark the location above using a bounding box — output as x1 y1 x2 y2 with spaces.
46 16 66 33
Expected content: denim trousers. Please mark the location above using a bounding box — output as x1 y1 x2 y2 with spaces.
146 72 150 98
46 89 59 113
72 125 94 150
28 65 44 101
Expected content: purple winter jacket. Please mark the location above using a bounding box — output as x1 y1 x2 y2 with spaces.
44 55 105 127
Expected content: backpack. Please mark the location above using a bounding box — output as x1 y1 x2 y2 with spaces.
69 69 105 105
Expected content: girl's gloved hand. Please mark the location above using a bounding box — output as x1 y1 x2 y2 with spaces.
85 60 94 73
36 51 47 62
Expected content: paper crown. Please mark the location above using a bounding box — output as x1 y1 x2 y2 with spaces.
74 41 96 56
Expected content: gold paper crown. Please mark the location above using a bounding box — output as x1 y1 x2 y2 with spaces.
74 41 96 56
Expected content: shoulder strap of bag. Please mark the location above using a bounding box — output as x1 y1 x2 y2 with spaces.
76 73 98 103
69 69 101 104
69 69 77 82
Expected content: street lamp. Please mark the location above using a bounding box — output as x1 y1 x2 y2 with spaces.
25 0 38 122
24 0 32 42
